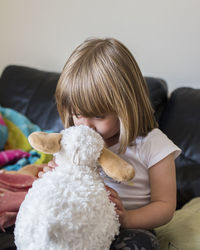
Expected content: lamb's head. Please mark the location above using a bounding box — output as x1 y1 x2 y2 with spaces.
28 125 135 182
56 125 104 166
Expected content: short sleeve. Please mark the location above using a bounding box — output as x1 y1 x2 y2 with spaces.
140 128 181 168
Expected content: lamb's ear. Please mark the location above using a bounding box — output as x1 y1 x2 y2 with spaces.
98 147 135 182
28 132 62 154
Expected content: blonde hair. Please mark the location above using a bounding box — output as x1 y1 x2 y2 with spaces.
56 38 157 153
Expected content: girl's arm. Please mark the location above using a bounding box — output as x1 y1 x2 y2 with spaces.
107 153 176 229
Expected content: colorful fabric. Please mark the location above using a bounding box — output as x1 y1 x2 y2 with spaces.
0 113 8 150
0 150 30 167
0 106 52 171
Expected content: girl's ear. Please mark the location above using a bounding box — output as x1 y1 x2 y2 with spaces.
28 132 62 154
98 148 135 182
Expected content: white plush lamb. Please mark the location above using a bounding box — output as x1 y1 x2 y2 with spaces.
14 125 135 250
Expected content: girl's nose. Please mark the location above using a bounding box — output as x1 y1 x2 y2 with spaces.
82 118 96 130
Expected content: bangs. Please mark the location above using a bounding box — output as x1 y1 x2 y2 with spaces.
65 67 116 117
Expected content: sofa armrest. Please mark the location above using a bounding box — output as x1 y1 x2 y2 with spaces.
176 164 200 209
159 87 200 208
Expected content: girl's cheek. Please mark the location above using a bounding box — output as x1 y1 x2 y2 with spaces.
94 125 106 136
72 116 80 126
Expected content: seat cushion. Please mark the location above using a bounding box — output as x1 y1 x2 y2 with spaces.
155 197 200 250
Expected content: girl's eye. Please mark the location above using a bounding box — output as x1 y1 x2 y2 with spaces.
73 114 81 118
95 116 105 119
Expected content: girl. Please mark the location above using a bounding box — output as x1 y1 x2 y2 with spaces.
42 38 181 250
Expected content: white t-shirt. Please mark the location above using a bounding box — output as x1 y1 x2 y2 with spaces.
100 128 181 210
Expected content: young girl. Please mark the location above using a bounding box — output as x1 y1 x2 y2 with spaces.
42 38 181 250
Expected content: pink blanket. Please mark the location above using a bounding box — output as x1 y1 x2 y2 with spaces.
0 172 36 231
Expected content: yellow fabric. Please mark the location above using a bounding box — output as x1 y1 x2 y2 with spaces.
4 117 52 164
155 197 200 250
4 118 32 151
34 150 52 164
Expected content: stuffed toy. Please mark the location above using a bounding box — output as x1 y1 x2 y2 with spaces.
14 125 135 250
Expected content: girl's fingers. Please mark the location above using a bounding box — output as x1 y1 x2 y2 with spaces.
104 185 125 219
36 164 47 172
47 161 54 168
38 171 44 178
37 163 55 178
109 196 123 211
48 160 58 168
43 166 52 172
105 185 118 198
38 166 52 178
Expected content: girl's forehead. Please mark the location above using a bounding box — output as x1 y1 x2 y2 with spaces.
71 107 107 117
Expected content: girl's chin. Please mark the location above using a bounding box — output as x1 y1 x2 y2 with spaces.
104 132 120 147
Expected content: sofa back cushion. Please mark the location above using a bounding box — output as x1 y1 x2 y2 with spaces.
0 65 63 132
0 65 168 132
145 77 168 122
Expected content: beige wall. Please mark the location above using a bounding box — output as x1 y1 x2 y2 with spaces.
0 0 200 91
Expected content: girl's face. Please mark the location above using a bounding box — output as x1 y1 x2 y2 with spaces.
72 114 120 147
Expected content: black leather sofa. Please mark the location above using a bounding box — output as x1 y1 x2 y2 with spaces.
0 65 200 250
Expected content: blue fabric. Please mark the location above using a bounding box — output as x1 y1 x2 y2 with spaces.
0 123 8 150
0 106 41 137
3 150 41 171
0 106 53 171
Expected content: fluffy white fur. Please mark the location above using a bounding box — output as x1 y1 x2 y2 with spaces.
14 125 120 250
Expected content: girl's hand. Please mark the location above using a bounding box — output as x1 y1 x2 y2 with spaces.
38 160 58 178
105 185 127 226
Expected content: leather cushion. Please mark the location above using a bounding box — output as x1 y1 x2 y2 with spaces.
0 65 63 132
159 87 200 209
159 87 200 168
